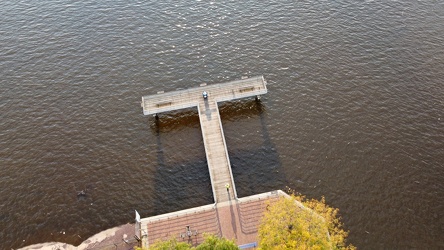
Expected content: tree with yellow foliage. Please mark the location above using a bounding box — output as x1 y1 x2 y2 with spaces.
258 191 355 250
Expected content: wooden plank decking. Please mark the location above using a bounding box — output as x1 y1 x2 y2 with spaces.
141 76 267 116
198 97 236 203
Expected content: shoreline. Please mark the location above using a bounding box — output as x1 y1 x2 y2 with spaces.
19 223 138 250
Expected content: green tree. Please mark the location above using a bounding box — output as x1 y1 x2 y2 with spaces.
195 234 239 250
137 234 239 250
138 238 191 250
258 191 355 250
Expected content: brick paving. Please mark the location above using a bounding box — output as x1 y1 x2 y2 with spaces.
140 191 285 248
146 206 220 246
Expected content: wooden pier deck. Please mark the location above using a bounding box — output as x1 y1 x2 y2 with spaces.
141 76 267 203
141 76 267 116
198 97 236 203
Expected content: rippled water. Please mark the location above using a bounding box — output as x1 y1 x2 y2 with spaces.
1 1 443 249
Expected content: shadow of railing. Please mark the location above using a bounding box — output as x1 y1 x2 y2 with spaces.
148 99 265 134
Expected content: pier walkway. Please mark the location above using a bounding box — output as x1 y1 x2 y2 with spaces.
198 98 236 202
141 76 267 203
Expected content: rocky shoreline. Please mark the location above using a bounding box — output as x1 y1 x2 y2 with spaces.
19 223 138 250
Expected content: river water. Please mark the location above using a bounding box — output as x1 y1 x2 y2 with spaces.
1 1 443 249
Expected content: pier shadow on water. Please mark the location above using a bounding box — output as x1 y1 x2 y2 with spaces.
149 110 212 215
219 100 285 197
148 100 284 216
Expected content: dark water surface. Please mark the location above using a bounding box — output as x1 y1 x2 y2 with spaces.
1 1 443 249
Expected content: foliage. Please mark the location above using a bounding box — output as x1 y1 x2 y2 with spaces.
135 238 191 250
258 190 355 250
195 234 239 250
136 234 239 250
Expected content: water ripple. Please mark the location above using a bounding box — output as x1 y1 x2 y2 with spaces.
1 0 444 249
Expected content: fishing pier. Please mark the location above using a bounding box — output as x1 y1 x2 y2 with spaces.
141 76 267 203
138 76 286 248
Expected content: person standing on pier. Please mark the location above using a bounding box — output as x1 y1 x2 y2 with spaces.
225 183 230 192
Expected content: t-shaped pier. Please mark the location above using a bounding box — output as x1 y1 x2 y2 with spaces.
141 76 267 203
